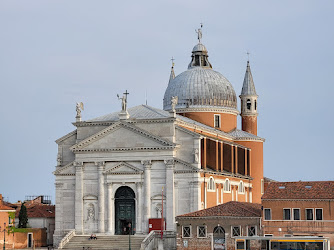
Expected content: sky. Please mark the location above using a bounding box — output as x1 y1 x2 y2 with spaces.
0 0 333 203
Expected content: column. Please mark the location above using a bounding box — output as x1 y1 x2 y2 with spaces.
141 160 152 233
215 140 219 171
231 145 234 173
203 138 207 169
54 182 64 236
164 159 175 231
96 161 105 233
74 161 84 234
220 142 224 172
107 183 113 234
136 182 143 234
245 149 248 176
235 146 238 174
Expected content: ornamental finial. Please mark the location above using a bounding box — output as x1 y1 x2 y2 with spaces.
195 23 203 43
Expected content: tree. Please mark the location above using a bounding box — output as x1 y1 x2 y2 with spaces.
18 203 28 228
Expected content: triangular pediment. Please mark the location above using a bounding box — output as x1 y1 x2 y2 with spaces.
53 162 75 176
71 122 175 152
104 162 143 175
174 158 199 173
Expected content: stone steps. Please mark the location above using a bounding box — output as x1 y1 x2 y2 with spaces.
62 235 146 250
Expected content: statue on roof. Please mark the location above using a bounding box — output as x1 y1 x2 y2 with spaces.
117 90 129 111
76 102 84 122
171 96 178 112
195 23 203 43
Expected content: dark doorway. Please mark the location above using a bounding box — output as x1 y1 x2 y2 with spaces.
115 186 136 235
27 233 33 248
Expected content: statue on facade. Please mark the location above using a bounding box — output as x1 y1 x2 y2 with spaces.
171 96 178 112
195 23 203 43
87 204 95 221
194 149 199 163
117 90 129 112
57 153 62 166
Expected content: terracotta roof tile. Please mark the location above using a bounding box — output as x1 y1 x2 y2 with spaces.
15 204 55 218
0 204 15 210
262 181 334 200
177 201 262 218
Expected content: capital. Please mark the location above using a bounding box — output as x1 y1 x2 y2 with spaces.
141 160 152 166
73 161 83 171
164 159 175 167
95 161 105 171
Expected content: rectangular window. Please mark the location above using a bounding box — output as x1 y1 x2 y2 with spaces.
248 226 256 236
316 208 323 220
264 208 271 220
182 226 191 238
197 226 207 238
283 209 291 220
236 241 245 250
232 226 241 237
293 208 300 220
306 209 314 220
214 114 221 128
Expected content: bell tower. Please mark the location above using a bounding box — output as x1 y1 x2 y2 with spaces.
240 61 258 135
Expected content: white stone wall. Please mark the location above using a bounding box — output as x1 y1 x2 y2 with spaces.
54 119 201 246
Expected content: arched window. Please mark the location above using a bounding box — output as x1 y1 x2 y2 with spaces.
238 181 245 194
246 99 251 110
223 179 231 192
208 177 215 191
255 100 257 110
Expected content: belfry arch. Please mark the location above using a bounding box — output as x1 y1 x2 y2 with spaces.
114 186 136 235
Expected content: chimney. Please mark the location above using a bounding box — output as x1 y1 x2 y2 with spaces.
0 194 3 205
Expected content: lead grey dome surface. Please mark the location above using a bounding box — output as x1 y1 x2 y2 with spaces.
163 67 237 111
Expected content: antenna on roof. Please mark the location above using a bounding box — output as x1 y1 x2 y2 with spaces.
145 90 148 105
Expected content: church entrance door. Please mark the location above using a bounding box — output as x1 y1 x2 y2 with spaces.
115 186 136 235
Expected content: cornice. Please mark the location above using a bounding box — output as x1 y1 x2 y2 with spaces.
175 125 202 138
53 161 74 175
55 130 77 144
72 146 175 153
104 161 143 175
73 118 176 127
71 121 176 151
201 169 253 180
176 119 232 141
262 198 334 202
175 107 239 115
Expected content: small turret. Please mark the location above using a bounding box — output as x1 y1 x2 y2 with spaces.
240 61 258 135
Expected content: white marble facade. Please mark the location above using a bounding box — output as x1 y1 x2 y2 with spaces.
53 105 202 246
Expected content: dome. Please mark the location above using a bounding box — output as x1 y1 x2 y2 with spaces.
163 67 237 111
163 42 237 112
192 43 207 52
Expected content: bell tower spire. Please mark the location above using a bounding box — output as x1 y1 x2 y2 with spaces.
240 60 258 135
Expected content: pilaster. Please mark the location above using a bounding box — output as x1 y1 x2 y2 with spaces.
136 182 143 234
96 161 105 233
141 160 152 233
74 161 84 234
164 159 175 231
54 182 64 234
107 183 114 234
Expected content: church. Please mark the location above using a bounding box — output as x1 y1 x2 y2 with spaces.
53 29 264 246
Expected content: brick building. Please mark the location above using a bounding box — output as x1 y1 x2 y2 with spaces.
262 181 334 245
176 201 262 250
